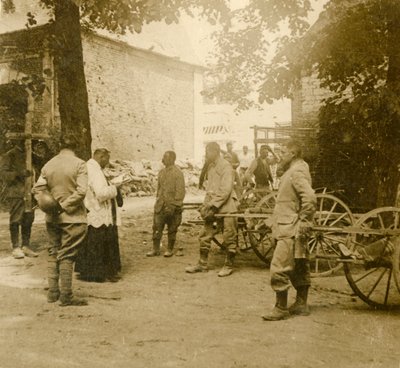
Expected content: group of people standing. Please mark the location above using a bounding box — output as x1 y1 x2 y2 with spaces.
1 136 122 306
186 140 316 321
1 136 316 321
149 139 316 321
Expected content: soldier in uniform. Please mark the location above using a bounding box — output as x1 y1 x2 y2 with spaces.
186 142 238 277
33 135 88 306
147 151 185 257
0 140 38 259
262 140 316 321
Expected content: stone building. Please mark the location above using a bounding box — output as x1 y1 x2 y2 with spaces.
0 2 204 162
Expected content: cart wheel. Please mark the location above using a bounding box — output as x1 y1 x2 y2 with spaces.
238 188 271 211
310 193 355 277
392 236 400 294
247 191 278 264
344 207 400 309
236 217 252 252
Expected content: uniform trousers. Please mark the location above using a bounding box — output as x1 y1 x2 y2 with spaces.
199 217 237 253
270 237 311 292
152 207 182 250
46 222 87 261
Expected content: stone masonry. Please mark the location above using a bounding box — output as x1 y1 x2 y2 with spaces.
82 32 201 162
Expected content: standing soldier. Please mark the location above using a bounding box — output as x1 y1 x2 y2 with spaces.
33 135 88 306
146 151 185 257
186 142 238 277
0 140 38 259
262 140 316 321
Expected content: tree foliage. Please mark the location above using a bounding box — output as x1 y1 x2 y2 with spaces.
4 0 229 159
207 0 400 207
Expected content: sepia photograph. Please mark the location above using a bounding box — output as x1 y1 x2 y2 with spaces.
0 0 399 367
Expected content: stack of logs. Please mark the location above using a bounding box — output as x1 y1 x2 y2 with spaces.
104 159 202 197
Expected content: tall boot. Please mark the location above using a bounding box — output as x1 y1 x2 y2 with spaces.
59 259 87 307
185 248 209 273
10 223 19 248
262 291 290 321
47 256 60 303
146 239 161 257
289 286 310 316
21 219 38 257
164 236 175 257
218 251 235 277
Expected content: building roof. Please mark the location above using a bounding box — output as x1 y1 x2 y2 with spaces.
0 2 204 67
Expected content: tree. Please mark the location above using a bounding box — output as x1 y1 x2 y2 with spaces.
206 0 400 207
5 0 229 159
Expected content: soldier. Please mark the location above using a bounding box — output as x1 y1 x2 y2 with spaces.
262 140 316 321
186 142 238 277
0 140 38 259
33 135 88 306
146 151 185 257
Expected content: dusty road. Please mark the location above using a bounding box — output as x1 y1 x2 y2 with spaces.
0 196 399 368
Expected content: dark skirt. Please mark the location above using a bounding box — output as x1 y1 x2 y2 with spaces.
75 224 121 280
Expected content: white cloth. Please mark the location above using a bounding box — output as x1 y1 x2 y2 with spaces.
239 152 253 170
84 158 121 228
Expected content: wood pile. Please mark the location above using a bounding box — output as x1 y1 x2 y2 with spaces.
104 159 202 197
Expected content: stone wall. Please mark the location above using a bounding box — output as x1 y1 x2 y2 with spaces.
82 32 198 161
291 72 332 127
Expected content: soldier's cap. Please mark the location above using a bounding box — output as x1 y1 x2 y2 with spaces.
93 147 110 155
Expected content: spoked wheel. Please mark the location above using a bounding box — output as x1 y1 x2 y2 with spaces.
237 217 252 252
344 207 400 309
238 188 271 212
309 193 355 277
247 191 278 264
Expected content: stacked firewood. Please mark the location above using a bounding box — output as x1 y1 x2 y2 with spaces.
104 159 202 197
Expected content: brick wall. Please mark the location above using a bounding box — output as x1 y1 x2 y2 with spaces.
291 72 332 128
82 33 197 161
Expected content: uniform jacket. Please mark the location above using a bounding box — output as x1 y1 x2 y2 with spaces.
0 146 27 199
84 158 121 227
204 156 237 213
33 150 88 224
154 165 185 213
272 159 316 239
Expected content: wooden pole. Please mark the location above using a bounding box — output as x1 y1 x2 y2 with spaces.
24 92 34 212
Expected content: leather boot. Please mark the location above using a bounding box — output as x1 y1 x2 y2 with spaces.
10 223 19 248
146 239 161 257
262 291 290 321
59 259 88 307
289 286 310 316
218 251 235 277
185 248 209 273
164 237 175 257
47 256 60 303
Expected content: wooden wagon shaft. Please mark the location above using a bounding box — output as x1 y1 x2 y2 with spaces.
215 214 400 236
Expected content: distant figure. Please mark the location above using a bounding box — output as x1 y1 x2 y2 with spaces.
32 140 53 178
245 145 275 190
33 135 88 306
147 151 185 257
238 145 253 185
75 148 122 282
262 140 316 321
0 140 38 259
225 142 240 170
186 142 238 277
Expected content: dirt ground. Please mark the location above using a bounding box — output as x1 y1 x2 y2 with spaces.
0 195 399 368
